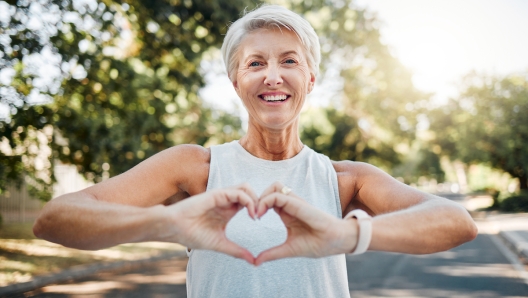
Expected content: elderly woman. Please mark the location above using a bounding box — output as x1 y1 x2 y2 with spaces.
34 5 477 298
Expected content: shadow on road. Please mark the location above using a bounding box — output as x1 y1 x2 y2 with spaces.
29 257 188 298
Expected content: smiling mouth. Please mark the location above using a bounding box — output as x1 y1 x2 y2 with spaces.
259 94 290 102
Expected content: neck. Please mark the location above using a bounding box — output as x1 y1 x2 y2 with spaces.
239 119 303 161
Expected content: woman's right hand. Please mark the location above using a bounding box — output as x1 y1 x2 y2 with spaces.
163 184 258 264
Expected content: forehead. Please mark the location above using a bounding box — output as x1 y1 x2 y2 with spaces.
238 27 305 59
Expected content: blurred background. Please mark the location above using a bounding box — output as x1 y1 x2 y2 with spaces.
1 0 528 293
1 0 527 219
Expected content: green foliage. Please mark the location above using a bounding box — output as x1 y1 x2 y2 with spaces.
301 107 399 169
391 147 445 184
2 0 427 201
1 0 256 199
429 73 528 189
499 194 528 213
284 0 425 169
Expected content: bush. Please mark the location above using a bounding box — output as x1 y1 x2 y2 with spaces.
475 188 501 211
500 195 528 212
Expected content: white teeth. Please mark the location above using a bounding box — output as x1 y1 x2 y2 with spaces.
262 95 287 101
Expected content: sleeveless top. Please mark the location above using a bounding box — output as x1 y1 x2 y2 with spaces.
186 141 350 298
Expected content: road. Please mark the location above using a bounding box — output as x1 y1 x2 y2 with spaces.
346 234 528 297
27 233 528 298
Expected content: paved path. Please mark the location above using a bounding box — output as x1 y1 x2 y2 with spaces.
347 234 528 297
27 258 188 297
26 234 528 297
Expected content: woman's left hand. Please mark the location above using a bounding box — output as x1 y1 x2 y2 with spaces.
254 182 359 266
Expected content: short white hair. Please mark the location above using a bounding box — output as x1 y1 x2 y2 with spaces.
221 4 321 82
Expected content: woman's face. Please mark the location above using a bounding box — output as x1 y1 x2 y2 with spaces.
233 27 315 130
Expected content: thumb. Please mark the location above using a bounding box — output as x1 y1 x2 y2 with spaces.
215 238 256 265
254 243 294 266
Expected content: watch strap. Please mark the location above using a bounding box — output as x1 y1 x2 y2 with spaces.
344 209 372 255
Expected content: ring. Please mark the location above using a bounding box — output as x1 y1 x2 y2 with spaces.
281 186 292 195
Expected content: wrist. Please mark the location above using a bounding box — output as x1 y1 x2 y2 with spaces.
144 204 176 243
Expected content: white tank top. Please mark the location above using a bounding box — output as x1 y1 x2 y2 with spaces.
186 141 350 298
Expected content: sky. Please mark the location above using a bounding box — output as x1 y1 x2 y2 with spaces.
354 0 528 103
201 0 528 113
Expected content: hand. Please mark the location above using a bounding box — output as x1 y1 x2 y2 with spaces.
254 182 359 266
166 183 258 264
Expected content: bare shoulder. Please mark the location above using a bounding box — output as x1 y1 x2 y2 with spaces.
128 143 210 184
332 160 420 215
83 144 210 206
162 144 211 169
332 160 382 175
332 160 383 188
331 160 372 215
162 144 210 194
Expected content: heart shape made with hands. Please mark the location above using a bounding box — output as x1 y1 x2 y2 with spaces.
225 203 288 258
196 182 347 266
223 182 341 266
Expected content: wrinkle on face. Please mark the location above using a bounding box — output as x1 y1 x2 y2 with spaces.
232 27 315 131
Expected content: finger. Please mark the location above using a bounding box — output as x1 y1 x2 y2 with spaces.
257 181 300 218
234 183 259 214
257 193 324 224
256 192 286 218
260 181 303 204
214 189 257 219
215 239 255 265
234 183 259 203
256 192 301 218
260 181 286 199
254 243 294 266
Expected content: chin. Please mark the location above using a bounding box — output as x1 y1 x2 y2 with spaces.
259 117 295 130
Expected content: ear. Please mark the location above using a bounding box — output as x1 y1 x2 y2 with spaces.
232 79 239 92
307 72 316 94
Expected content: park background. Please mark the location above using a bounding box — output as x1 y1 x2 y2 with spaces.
0 0 527 288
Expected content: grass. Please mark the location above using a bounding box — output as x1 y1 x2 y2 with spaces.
0 222 185 287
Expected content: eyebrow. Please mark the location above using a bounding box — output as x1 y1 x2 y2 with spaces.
243 50 301 61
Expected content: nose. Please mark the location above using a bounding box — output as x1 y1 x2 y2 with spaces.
263 63 283 87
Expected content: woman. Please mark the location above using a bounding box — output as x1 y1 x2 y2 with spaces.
34 5 477 298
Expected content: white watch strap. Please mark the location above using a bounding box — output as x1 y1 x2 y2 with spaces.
344 209 372 255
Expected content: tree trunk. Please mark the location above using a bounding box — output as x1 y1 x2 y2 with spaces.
520 176 528 190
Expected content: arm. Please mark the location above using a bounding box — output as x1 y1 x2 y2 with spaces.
33 145 259 264
33 192 170 250
253 163 478 265
34 144 206 249
337 161 478 254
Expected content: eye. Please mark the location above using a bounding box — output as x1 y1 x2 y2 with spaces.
284 59 296 64
249 61 261 67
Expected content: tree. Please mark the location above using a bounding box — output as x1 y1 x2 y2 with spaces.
428 72 528 190
280 0 426 171
0 0 257 200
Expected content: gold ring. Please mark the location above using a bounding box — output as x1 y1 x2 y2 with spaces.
281 186 292 195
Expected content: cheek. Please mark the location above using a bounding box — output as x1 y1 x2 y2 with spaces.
237 70 258 88
235 71 258 105
292 67 313 92
236 70 247 84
